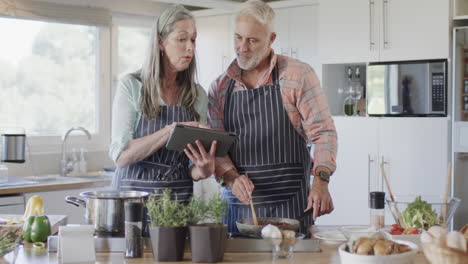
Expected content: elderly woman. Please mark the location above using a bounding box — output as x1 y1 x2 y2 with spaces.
110 4 216 202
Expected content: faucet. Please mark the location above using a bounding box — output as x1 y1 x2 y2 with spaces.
61 127 92 177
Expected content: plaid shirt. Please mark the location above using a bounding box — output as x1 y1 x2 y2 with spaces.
208 50 337 178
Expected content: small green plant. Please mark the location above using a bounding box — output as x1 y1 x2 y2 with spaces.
187 196 208 225
146 189 189 227
207 194 227 225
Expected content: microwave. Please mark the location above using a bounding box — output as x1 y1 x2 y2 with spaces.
367 59 447 117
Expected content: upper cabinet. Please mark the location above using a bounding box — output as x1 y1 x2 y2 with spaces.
319 0 450 64
272 5 320 73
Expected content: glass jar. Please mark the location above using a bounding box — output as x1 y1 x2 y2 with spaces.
369 192 385 229
344 96 355 116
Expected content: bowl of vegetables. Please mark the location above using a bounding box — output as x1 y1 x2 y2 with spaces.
386 195 461 230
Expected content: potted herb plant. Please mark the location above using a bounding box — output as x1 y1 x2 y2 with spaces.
146 189 189 262
188 194 228 263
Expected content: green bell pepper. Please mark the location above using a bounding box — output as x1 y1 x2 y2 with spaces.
23 215 52 243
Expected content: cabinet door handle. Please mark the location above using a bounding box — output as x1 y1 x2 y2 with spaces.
368 154 375 194
383 0 390 49
291 47 297 59
369 0 375 50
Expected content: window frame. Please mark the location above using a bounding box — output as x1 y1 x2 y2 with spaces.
10 22 113 154
110 13 155 99
3 11 156 155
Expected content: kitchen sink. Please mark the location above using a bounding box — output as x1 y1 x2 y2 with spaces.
25 175 66 182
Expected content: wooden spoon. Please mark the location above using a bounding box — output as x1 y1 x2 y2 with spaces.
245 173 258 226
380 163 404 227
442 162 452 225
249 193 258 226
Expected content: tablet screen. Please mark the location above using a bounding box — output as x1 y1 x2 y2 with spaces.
166 124 236 157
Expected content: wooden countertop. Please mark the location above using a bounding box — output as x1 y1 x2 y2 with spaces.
0 176 111 195
2 241 430 264
1 225 429 263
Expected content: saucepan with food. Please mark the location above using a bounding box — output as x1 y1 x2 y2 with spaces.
236 208 313 237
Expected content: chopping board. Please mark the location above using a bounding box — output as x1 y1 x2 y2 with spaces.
0 214 67 235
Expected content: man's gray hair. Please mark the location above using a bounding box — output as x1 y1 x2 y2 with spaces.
235 0 275 33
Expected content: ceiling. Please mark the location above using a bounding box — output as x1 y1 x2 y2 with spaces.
147 0 294 11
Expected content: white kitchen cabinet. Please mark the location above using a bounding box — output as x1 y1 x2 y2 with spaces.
316 117 378 226
379 118 449 197
319 0 376 64
317 117 449 225
319 0 449 63
273 5 320 72
378 0 449 61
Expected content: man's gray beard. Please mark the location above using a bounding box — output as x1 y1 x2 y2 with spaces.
237 57 257 70
236 45 270 70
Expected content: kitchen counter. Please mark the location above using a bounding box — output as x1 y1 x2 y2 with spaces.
2 242 430 264
0 175 111 195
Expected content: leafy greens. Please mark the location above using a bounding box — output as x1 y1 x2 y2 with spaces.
401 196 440 229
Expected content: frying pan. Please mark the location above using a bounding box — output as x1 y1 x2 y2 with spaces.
236 208 313 237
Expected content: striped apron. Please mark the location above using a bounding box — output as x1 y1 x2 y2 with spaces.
222 64 313 235
113 105 195 203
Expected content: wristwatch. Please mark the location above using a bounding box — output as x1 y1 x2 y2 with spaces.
317 171 330 183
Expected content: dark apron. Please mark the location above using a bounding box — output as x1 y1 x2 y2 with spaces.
222 64 313 235
113 105 195 203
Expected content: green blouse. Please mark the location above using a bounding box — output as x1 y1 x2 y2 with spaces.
109 74 208 162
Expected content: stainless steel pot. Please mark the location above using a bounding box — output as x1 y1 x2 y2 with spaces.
65 190 149 237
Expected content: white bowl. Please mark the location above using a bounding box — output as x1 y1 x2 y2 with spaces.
338 240 418 264
381 230 422 249
338 226 379 240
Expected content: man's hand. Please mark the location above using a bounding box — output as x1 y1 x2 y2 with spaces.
231 174 254 205
306 177 334 221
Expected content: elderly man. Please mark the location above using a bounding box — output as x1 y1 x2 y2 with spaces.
208 0 337 235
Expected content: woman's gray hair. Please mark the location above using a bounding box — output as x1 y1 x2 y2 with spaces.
235 0 275 33
139 5 199 120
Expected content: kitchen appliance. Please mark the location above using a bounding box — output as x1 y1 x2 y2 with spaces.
65 190 149 237
1 131 26 163
367 59 447 116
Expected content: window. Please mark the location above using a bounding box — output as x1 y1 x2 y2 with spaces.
118 26 151 78
0 17 99 136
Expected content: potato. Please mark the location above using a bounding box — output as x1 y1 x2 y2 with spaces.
374 239 394 256
355 238 376 255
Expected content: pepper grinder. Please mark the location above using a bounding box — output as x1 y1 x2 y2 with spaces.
125 202 144 258
369 191 385 229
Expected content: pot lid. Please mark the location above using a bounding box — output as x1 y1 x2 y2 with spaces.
80 190 149 199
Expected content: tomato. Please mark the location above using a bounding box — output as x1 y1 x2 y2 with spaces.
390 230 403 235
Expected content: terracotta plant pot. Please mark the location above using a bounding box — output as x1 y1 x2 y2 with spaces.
189 224 228 263
149 226 187 262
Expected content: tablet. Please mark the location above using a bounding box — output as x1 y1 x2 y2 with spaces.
166 124 236 157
